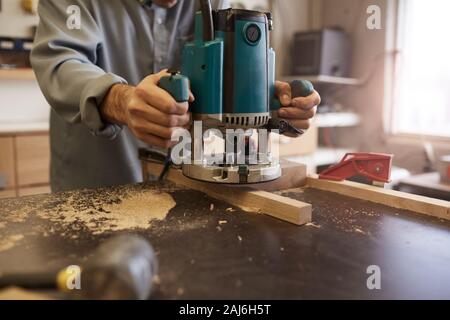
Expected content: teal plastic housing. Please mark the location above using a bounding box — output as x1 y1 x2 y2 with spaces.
231 19 269 114
158 74 190 103
162 11 313 119
268 47 278 111
181 13 224 116
181 12 275 117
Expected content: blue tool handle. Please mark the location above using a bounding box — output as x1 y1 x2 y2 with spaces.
268 80 315 137
272 80 315 110
290 80 314 99
158 74 190 103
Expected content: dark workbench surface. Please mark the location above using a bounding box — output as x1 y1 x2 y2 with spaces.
1 182 450 299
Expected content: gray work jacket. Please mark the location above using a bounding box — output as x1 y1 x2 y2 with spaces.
31 0 227 192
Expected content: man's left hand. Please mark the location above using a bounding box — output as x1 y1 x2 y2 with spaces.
275 81 321 132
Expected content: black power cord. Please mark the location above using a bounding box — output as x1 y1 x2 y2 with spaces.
200 0 214 42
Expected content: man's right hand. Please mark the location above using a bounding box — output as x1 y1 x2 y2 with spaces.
100 70 193 148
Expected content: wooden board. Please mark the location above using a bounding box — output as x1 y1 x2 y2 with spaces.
19 186 51 197
246 160 307 192
0 137 16 189
0 69 36 81
16 135 50 187
144 162 312 226
0 190 16 199
307 175 450 221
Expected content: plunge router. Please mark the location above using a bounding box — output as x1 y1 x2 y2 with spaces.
158 0 314 184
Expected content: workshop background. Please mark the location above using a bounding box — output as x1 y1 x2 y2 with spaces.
0 0 449 200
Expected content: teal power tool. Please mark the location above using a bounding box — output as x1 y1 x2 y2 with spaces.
159 0 314 184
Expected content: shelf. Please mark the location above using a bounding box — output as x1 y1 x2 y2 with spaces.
0 121 49 136
282 75 361 86
0 69 36 81
315 112 361 128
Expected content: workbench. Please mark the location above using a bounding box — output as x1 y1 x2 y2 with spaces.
1 180 450 300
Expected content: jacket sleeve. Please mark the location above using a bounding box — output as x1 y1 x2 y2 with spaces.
31 0 127 139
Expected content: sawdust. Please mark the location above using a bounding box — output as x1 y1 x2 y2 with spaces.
0 206 30 225
0 186 178 242
37 190 176 235
0 235 24 252
281 188 379 235
103 191 175 228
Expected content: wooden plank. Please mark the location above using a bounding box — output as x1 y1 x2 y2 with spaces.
145 162 312 226
248 160 306 192
306 175 450 221
16 135 50 187
0 69 36 81
0 137 16 189
0 190 16 200
19 185 51 197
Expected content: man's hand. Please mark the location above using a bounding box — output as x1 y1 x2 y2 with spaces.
275 81 321 131
101 70 193 148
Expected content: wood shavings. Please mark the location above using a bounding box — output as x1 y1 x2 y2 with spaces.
0 185 185 242
0 235 24 252
306 222 322 229
354 228 366 235
35 189 176 235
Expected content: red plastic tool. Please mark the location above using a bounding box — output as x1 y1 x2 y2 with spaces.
319 153 394 183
